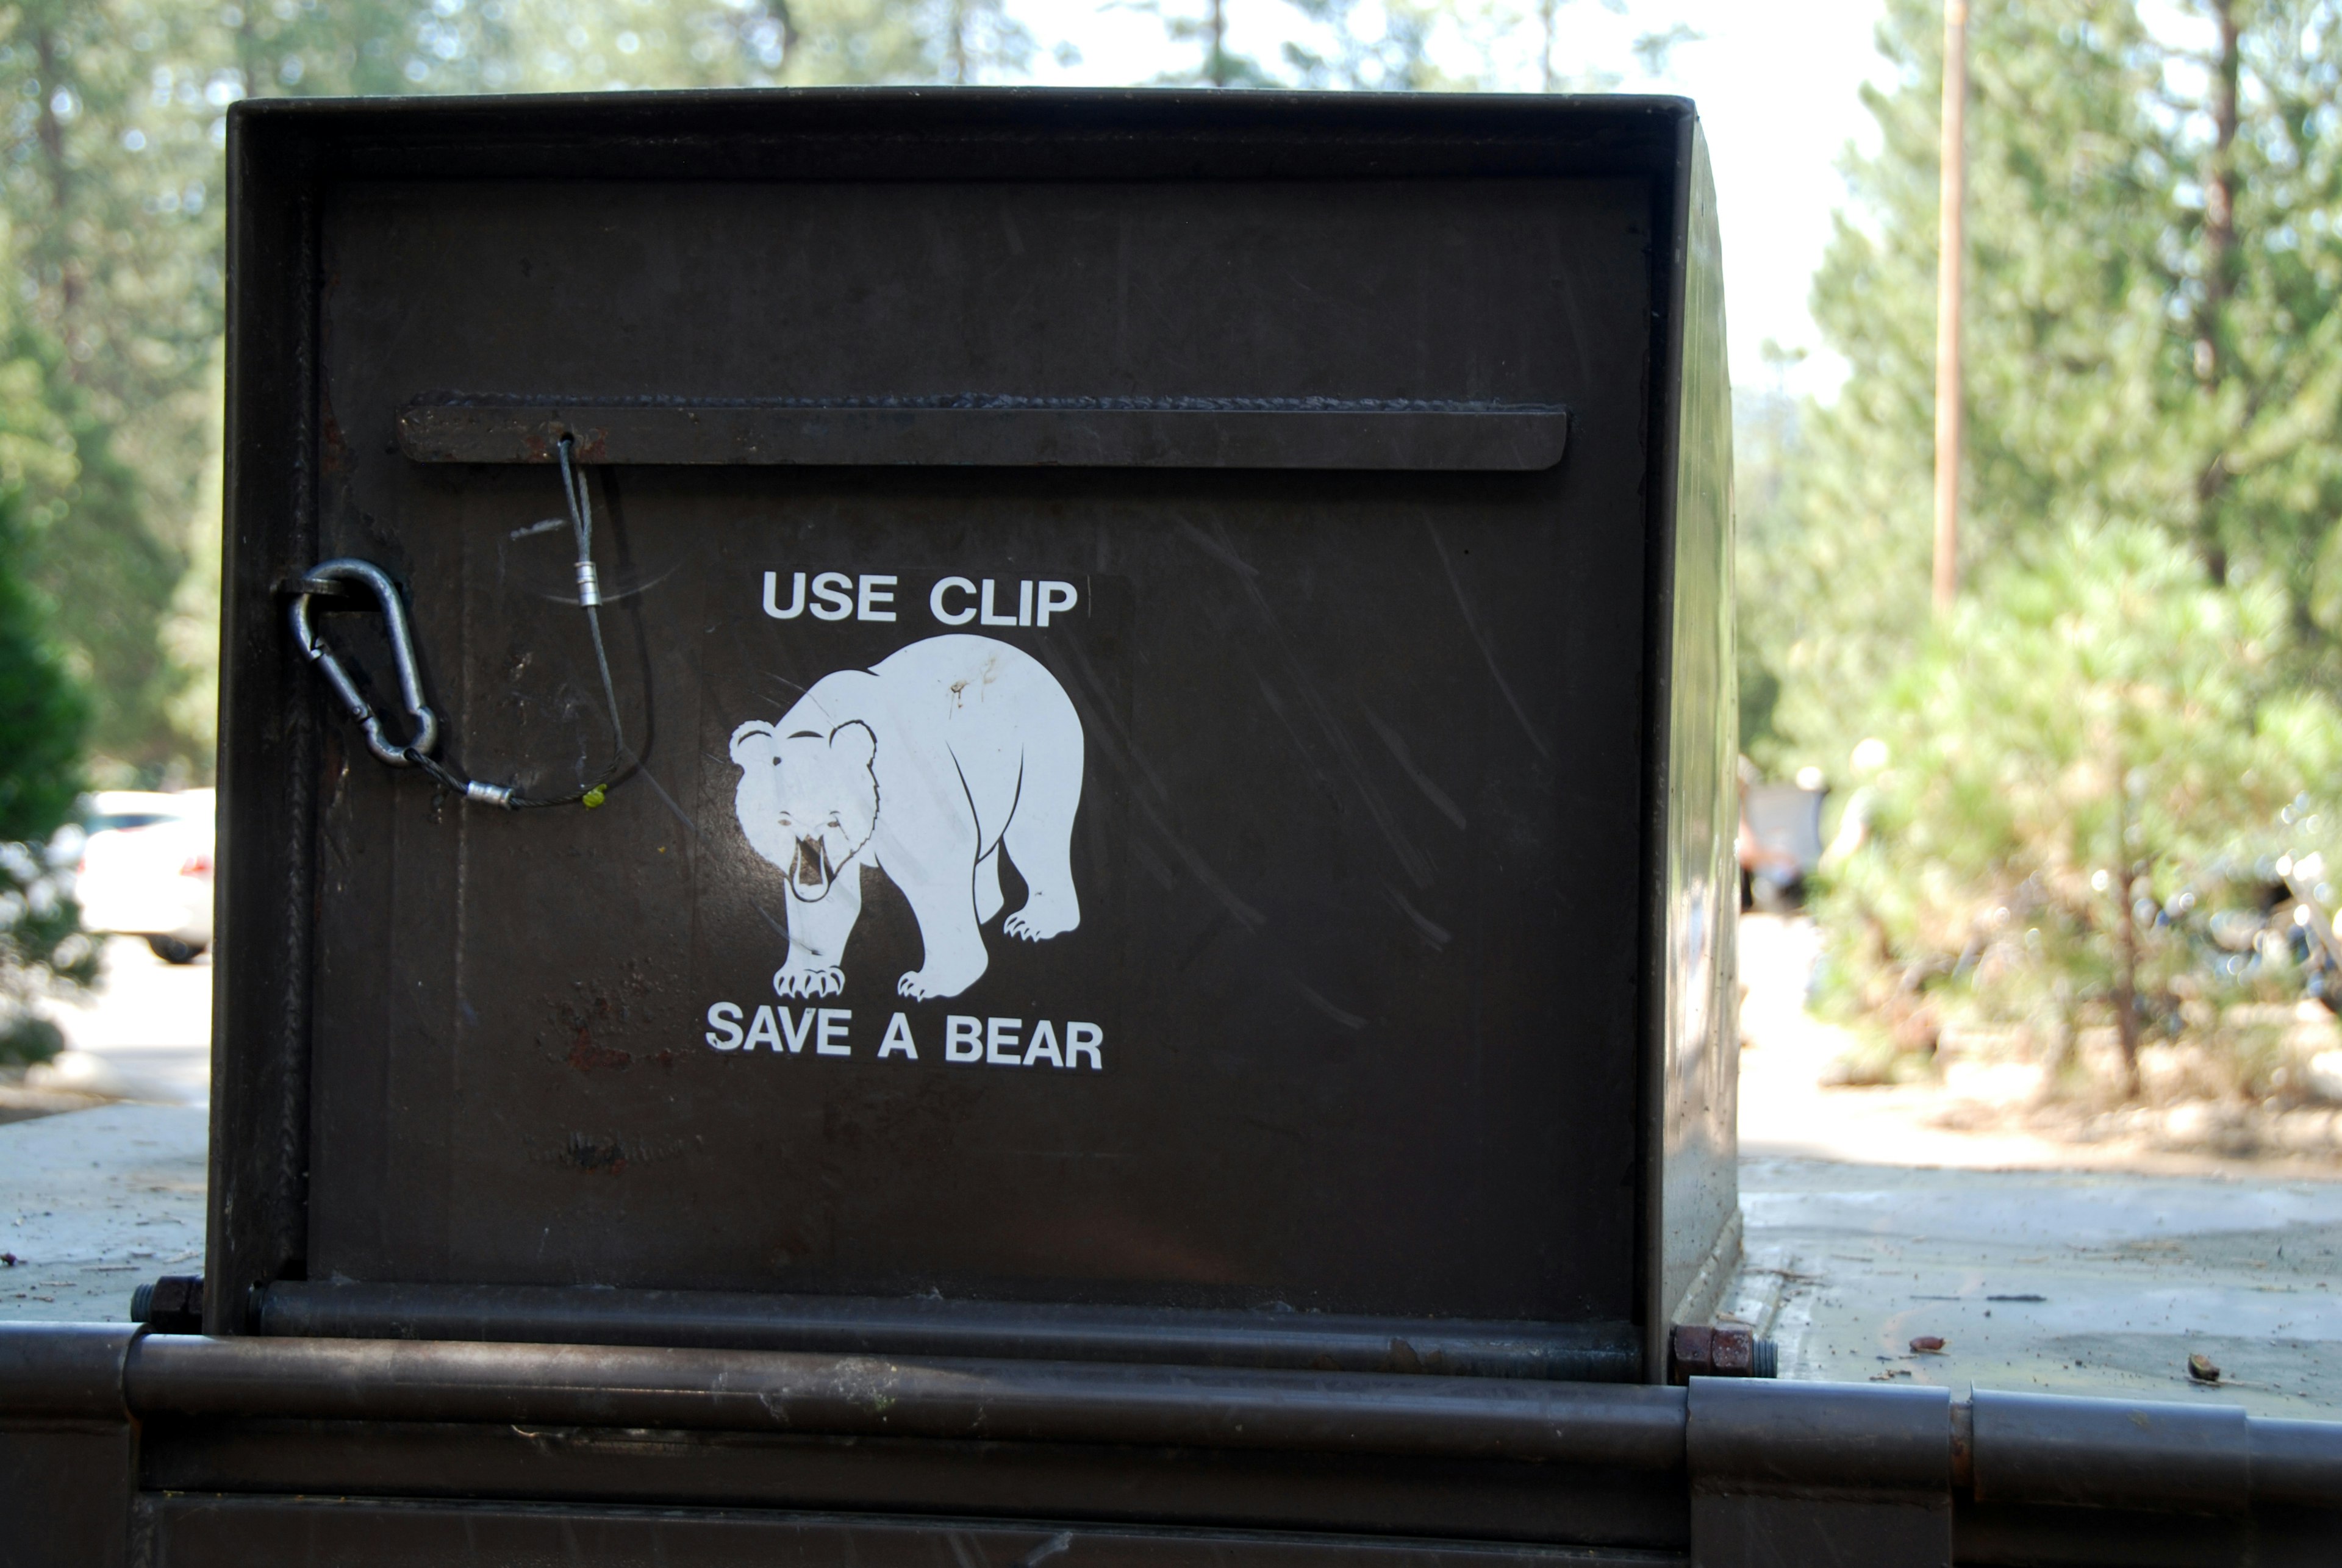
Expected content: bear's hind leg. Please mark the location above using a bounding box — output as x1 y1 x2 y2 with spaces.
975 845 1004 926
1001 742 1082 943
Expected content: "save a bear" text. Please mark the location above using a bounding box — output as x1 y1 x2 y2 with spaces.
703 1003 1103 1069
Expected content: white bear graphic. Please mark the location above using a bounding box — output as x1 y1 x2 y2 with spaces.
729 634 1084 1001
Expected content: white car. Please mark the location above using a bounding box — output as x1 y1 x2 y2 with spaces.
72 790 217 964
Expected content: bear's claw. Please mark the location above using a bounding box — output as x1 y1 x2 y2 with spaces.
898 967 981 1001
1004 908 1075 943
773 965 845 1000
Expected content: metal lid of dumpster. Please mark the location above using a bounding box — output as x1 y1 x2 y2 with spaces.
210 90 1737 1380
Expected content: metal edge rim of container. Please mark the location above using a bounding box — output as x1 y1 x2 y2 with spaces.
251 1281 1644 1383
5 1325 2339 1516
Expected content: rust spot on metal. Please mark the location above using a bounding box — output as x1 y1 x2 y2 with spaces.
564 1133 628 1175
1668 1322 1769 1383
567 1028 632 1075
320 404 349 477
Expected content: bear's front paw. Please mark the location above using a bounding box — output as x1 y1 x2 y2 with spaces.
773 965 844 1000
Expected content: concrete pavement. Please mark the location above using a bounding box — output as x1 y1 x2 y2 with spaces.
1726 912 2342 1417
1 1101 206 1321
1725 1156 2342 1416
27 935 212 1106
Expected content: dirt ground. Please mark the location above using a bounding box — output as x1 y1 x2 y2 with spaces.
1730 912 2342 1417
1736 913 2342 1178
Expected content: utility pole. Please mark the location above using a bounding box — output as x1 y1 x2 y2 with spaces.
1932 0 1968 617
2194 0 2240 586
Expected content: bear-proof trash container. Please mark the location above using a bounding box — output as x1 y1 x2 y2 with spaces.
209 89 1741 1384
11 86 2336 1568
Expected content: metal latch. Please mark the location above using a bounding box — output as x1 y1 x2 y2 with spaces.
285 435 625 811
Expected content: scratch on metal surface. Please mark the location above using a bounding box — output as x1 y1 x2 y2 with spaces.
1291 976 1367 1031
1049 636 1171 805
1192 519 1438 890
1359 703 1468 831
1019 1531 1075 1568
1180 520 1261 578
1141 795 1266 931
624 751 700 839
1248 673 1338 800
1033 636 1262 930
1383 885 1453 950
751 900 791 943
1131 837 1179 890
1425 523 1552 759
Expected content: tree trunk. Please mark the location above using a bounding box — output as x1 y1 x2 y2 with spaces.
949 0 969 83
31 23 82 336
1932 0 1968 615
1541 0 1558 92
2195 0 2241 585
1209 0 1227 85
2047 976 2079 1084
238 5 267 98
33 26 66 215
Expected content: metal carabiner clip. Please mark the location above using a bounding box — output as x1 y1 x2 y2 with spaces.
287 559 440 767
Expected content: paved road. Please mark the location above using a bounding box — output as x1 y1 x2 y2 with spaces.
1725 1157 2342 1417
1728 913 2342 1417
32 936 212 1106
1 1102 206 1320
3 939 210 1318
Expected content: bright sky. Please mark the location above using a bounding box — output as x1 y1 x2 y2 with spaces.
1005 0 1896 398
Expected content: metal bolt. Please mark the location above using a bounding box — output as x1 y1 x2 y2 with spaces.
1669 1323 1779 1384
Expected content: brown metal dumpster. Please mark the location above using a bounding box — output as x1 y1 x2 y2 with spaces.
1 88 2335 1568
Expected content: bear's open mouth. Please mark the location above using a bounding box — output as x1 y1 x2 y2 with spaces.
792 836 831 892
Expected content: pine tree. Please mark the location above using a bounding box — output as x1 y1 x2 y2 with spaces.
0 480 95 1064
1753 0 2342 1092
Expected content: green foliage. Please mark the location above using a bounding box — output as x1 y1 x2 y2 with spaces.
0 482 96 1064
0 0 982 787
1814 525 2342 1045
1751 0 2342 1087
1749 0 2342 776
0 2 227 776
1742 0 2175 780
0 489 85 843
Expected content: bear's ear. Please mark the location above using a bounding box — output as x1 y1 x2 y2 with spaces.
829 720 876 770
729 720 780 768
